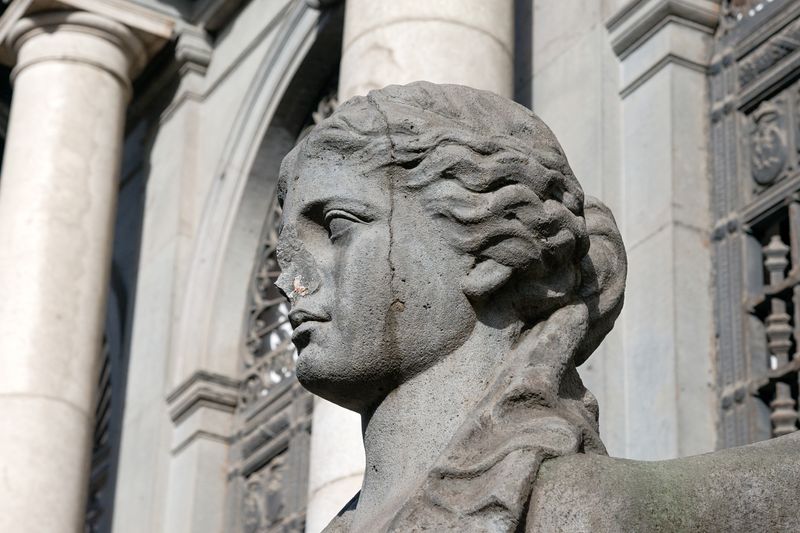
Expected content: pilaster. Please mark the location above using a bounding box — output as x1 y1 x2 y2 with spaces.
162 371 239 533
607 0 719 459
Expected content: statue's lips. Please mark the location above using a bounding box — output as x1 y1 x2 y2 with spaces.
291 320 321 340
288 308 329 328
289 308 330 350
291 321 324 352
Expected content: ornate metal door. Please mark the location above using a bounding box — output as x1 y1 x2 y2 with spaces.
711 0 800 447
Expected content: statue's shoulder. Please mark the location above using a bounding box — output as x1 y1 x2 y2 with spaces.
527 433 800 533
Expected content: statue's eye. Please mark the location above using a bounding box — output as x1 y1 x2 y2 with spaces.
323 209 361 241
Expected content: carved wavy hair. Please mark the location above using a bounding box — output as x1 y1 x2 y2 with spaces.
281 82 590 325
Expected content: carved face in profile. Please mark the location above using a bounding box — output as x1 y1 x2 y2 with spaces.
276 146 477 412
276 82 605 414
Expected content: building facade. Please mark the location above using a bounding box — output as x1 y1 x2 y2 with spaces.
0 1 797 532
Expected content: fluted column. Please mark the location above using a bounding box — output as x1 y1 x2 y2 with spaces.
0 11 144 533
305 2 514 532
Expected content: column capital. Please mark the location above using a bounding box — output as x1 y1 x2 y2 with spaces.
0 0 173 81
8 11 148 84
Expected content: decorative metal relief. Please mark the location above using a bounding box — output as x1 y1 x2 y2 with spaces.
241 453 287 533
244 198 292 364
723 0 770 24
750 101 788 186
738 15 800 88
757 229 799 437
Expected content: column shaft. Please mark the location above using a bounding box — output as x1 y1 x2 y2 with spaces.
338 0 514 100
0 12 141 533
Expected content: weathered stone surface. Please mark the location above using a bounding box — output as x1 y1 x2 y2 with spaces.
275 82 800 532
530 432 800 532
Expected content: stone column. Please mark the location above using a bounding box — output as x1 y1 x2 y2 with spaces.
607 0 719 460
305 2 514 531
338 0 514 100
0 11 144 533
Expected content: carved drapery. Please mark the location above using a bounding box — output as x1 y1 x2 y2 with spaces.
711 0 800 447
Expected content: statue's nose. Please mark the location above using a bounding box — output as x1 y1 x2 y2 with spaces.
275 224 323 301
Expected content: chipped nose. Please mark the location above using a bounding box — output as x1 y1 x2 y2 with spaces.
275 271 293 300
275 225 322 300
281 274 311 301
292 276 310 297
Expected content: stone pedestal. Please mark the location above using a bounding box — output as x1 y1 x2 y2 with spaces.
0 12 144 532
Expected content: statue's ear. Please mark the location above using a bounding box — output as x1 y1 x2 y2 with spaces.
574 196 627 365
461 258 514 300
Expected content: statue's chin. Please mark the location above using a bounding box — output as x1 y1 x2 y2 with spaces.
295 347 398 413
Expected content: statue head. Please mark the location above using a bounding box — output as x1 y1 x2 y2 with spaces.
276 82 626 415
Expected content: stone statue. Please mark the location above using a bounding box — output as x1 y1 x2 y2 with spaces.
275 82 800 532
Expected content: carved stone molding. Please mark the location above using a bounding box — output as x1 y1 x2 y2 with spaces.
607 0 720 59
175 25 212 76
167 371 240 454
167 370 240 424
6 10 148 92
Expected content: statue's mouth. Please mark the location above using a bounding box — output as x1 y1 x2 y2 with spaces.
288 308 330 327
291 321 318 350
289 308 330 350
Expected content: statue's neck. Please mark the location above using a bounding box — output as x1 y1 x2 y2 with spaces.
350 319 518 532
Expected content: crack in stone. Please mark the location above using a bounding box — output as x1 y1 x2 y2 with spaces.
367 94 399 304
367 93 402 376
